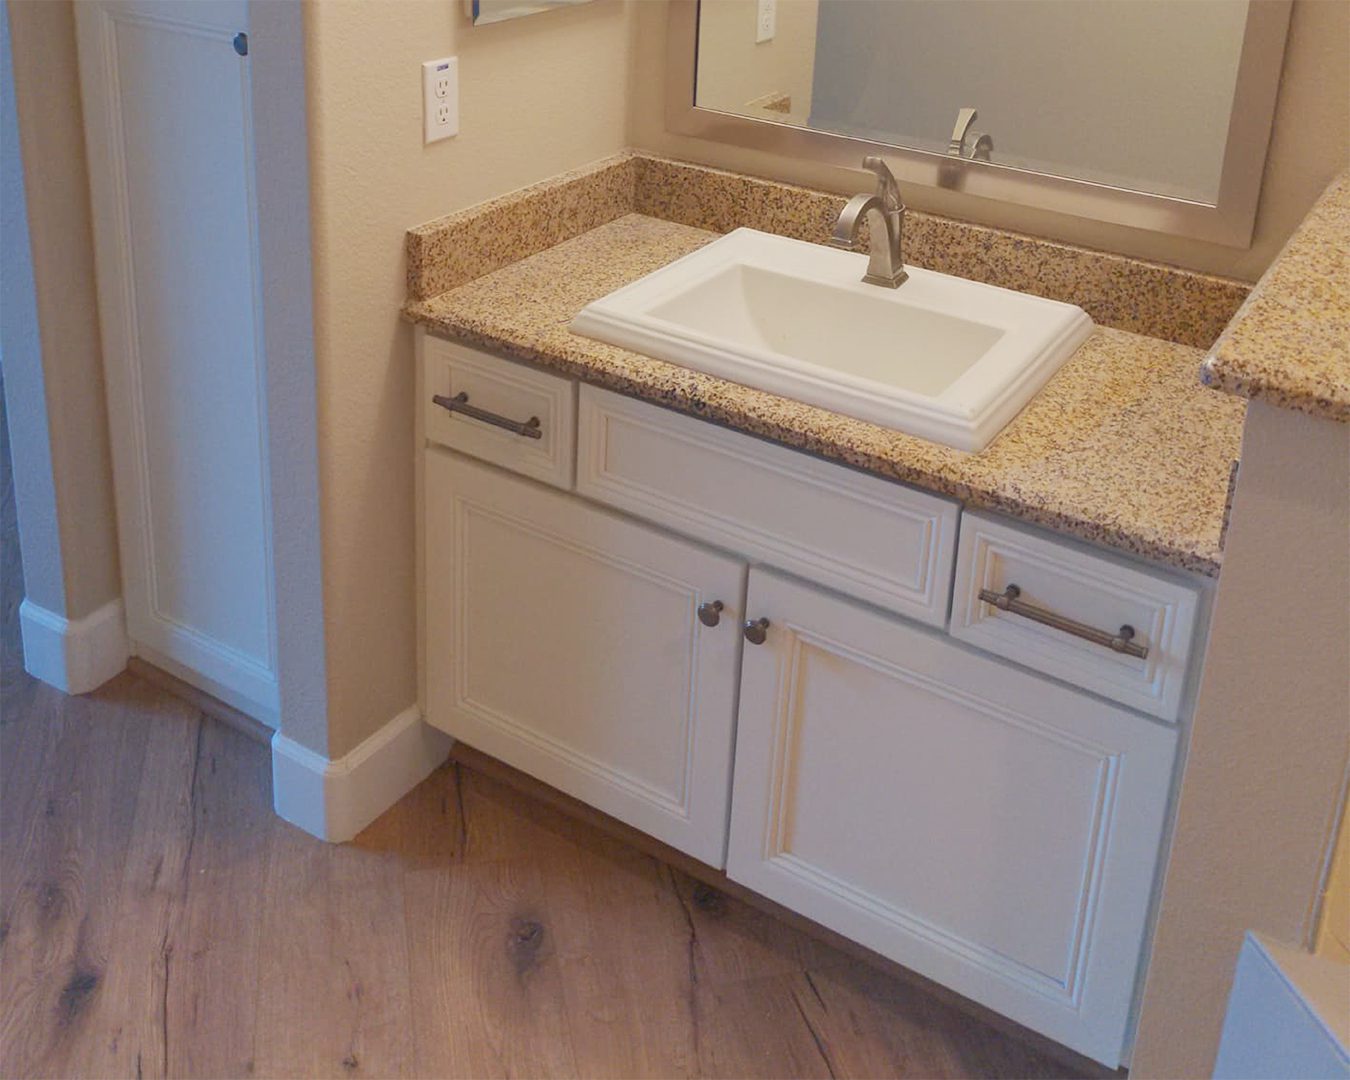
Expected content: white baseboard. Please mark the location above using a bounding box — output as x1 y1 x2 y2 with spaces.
271 705 453 842
20 597 131 694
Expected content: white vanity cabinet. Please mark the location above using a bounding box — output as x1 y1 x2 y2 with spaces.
727 568 1178 1065
416 330 1200 1068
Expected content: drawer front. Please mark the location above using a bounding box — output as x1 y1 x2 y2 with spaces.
951 512 1201 720
421 334 576 490
577 386 960 627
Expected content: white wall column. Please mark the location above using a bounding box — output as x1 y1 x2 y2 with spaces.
1133 400 1350 1076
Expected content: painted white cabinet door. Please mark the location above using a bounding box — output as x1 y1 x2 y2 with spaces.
727 568 1178 1067
424 452 746 867
75 0 278 720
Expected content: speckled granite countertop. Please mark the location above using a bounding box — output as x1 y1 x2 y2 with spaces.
406 214 1245 576
1202 170 1350 422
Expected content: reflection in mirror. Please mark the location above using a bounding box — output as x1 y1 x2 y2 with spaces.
465 0 591 26
696 0 1251 204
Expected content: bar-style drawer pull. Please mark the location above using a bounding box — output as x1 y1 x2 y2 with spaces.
433 391 542 439
978 584 1148 659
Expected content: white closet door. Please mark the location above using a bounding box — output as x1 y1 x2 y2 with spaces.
76 0 277 720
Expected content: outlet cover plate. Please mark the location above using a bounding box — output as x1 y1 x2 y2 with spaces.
755 0 776 43
422 56 459 144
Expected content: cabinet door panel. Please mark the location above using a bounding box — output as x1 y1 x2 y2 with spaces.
425 451 745 866
728 569 1178 1067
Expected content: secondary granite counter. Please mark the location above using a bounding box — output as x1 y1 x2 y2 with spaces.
1202 170 1350 422
405 214 1245 577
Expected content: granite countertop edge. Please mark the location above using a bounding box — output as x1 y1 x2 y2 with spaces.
406 302 1224 578
405 205 1247 572
404 214 1246 579
1199 169 1350 423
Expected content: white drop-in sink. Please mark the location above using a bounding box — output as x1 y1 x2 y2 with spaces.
570 228 1093 451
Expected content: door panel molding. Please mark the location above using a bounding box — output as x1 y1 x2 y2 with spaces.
758 628 1119 1005
452 497 704 819
425 452 746 866
728 567 1178 1066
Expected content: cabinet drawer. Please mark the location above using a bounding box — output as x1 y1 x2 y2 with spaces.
421 335 576 489
577 385 959 627
951 512 1201 721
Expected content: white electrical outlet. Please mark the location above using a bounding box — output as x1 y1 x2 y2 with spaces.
755 0 776 43
422 57 458 144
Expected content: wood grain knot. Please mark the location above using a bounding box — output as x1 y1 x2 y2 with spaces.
58 969 100 1025
691 882 724 914
507 917 545 974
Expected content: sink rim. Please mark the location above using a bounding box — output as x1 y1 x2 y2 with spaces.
570 227 1094 452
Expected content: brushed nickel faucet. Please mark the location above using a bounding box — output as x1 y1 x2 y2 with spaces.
829 156 908 288
948 107 994 161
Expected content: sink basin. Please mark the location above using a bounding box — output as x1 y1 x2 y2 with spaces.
570 228 1093 451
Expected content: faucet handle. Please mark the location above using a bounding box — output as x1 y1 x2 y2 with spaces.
861 155 904 214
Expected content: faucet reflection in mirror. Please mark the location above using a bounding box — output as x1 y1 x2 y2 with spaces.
948 107 993 162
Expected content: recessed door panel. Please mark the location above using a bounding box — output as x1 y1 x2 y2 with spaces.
425 452 745 866
728 568 1178 1067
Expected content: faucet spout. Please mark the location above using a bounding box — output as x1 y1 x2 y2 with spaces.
829 193 881 248
830 159 908 288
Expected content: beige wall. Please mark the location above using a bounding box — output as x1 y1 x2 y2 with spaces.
3 0 121 620
630 0 1350 282
1 2 61 614
1131 401 1350 1077
305 0 634 757
696 0 818 124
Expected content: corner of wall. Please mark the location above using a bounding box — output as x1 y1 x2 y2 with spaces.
249 0 331 756
19 596 130 694
271 705 452 842
7 0 123 622
302 0 635 762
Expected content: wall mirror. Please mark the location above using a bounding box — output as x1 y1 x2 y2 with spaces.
670 0 1292 245
466 0 591 26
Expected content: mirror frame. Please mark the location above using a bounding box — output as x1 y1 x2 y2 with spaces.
465 0 592 26
666 0 1291 247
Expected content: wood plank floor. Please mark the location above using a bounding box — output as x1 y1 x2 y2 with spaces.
0 380 1084 1079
